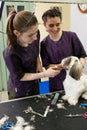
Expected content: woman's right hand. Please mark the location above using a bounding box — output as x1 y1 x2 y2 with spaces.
44 66 62 77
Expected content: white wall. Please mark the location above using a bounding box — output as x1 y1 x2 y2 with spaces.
70 4 87 73
70 4 87 51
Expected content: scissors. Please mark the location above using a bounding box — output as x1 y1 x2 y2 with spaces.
65 112 87 119
23 106 44 117
1 121 13 130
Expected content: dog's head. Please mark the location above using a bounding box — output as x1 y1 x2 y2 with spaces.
61 56 83 80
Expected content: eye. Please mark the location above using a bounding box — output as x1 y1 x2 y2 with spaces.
49 24 55 28
75 59 78 62
48 23 61 28
56 23 61 26
28 31 38 37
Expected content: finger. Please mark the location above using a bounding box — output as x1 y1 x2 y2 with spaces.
52 66 62 70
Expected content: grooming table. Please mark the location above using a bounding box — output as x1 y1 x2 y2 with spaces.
0 91 87 130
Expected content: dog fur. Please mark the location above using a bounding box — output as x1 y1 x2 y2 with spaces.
61 56 87 106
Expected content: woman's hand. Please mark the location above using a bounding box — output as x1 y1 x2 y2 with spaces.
44 65 62 77
46 63 63 70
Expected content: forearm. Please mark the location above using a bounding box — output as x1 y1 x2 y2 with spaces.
20 66 62 81
20 72 45 81
36 56 43 72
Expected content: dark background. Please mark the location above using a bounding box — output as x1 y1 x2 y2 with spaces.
0 92 87 130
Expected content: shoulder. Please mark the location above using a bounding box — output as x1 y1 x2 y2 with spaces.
63 31 76 36
3 46 11 57
41 35 49 45
3 46 14 63
3 45 21 59
62 31 78 39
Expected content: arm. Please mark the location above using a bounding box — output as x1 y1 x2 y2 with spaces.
10 55 61 81
72 32 86 59
20 66 61 81
71 32 86 67
45 63 62 70
36 56 43 73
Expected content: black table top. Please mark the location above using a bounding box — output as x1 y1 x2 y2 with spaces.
0 92 87 130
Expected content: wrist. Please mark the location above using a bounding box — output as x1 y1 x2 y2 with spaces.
43 71 46 78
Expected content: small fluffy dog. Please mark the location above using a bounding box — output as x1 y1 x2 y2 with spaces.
61 56 87 105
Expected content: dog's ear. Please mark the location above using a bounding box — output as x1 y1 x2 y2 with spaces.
69 61 82 80
62 57 71 69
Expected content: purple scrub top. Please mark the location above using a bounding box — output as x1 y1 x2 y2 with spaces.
40 31 86 92
3 31 40 98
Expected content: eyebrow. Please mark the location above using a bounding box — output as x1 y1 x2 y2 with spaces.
28 30 38 37
49 23 61 26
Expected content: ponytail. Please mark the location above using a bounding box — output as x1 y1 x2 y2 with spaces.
6 10 17 46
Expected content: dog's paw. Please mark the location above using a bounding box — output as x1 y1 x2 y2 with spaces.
62 95 68 101
82 92 87 100
68 98 78 106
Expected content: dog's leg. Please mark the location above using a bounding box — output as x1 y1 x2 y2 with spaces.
81 92 87 100
68 98 78 106
62 95 78 105
62 95 68 101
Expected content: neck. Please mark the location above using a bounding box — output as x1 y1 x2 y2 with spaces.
50 30 62 41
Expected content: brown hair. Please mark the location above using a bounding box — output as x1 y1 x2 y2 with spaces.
6 10 38 46
42 7 62 23
69 61 83 80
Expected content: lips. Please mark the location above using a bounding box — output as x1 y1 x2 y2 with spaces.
51 32 58 36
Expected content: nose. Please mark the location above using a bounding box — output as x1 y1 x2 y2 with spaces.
53 25 58 30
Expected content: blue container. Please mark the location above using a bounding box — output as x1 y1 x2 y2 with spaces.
1 125 7 130
1 121 13 130
39 80 49 94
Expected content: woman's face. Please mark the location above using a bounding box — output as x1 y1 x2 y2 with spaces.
44 17 61 39
14 24 38 47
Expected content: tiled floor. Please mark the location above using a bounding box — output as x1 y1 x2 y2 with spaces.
0 91 8 102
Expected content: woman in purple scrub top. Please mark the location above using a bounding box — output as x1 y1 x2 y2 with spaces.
40 8 86 92
3 10 62 99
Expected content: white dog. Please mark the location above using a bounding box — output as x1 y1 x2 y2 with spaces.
61 56 87 106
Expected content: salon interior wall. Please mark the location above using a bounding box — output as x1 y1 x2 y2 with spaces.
70 4 87 73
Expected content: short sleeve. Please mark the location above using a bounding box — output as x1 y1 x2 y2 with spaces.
71 32 86 58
